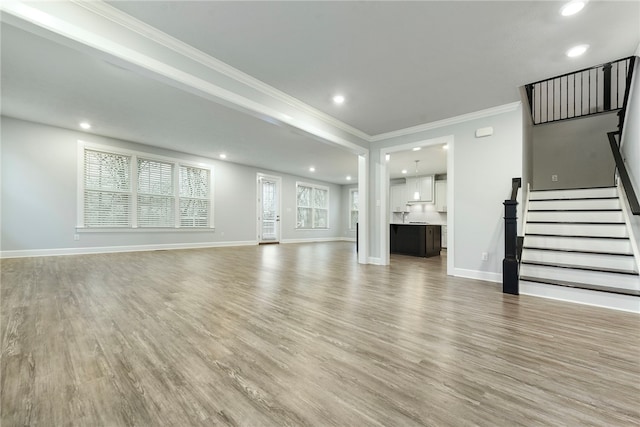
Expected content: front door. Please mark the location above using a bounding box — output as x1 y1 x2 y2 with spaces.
257 174 281 243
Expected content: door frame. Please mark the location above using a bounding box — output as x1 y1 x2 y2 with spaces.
379 135 454 275
256 173 282 243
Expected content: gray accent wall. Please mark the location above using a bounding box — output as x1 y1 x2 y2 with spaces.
1 116 346 254
532 112 618 190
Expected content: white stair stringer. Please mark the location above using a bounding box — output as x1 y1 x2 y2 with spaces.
520 187 640 310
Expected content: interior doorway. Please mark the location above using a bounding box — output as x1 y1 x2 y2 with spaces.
257 173 282 244
380 135 454 274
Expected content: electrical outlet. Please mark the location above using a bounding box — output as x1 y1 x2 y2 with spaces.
551 174 558 182
481 252 488 261
74 234 80 241
221 231 225 236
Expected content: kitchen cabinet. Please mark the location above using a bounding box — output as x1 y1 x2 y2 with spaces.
435 180 447 212
390 184 409 213
390 224 441 257
405 176 434 202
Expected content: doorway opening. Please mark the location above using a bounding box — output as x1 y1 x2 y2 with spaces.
380 135 454 274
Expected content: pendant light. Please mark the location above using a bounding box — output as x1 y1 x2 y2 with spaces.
413 160 420 200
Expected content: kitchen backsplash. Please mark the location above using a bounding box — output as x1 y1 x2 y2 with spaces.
391 202 446 224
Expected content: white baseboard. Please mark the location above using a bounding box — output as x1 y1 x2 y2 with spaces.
0 240 258 259
368 257 384 265
521 281 640 313
453 268 502 283
280 237 350 244
341 237 357 242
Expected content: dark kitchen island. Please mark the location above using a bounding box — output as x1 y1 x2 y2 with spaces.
390 223 442 257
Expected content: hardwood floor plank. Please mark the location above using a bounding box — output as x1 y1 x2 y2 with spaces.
1 243 639 426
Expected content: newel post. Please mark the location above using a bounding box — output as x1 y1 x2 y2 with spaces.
502 200 519 295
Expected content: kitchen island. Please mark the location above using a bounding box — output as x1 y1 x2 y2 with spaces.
390 223 442 257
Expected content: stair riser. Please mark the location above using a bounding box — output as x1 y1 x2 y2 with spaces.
520 264 640 291
521 250 636 272
524 236 632 254
528 199 620 210
519 281 640 312
529 188 617 200
528 211 623 223
525 223 628 238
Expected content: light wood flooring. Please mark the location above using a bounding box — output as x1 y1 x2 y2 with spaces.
2 242 639 426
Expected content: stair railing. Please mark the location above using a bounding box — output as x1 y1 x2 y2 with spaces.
607 56 639 216
503 177 521 295
608 131 640 215
525 57 634 125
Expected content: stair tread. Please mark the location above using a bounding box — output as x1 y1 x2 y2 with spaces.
530 186 616 192
522 246 634 256
521 260 639 275
520 276 640 297
529 197 619 201
526 233 629 240
526 221 625 224
528 209 621 212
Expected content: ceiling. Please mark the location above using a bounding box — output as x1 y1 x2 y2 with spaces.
1 1 639 185
388 144 448 180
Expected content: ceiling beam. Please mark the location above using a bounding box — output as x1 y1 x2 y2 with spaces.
0 0 370 155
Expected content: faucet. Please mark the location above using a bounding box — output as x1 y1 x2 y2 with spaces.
402 211 409 224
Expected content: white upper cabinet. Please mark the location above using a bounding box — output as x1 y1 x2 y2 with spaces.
406 176 434 203
390 184 409 213
435 180 447 212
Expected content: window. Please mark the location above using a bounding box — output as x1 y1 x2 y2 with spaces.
83 149 132 227
349 188 358 230
137 158 175 227
179 166 210 227
296 182 329 229
79 142 213 229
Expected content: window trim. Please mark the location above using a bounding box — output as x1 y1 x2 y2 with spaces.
295 181 330 230
77 140 215 230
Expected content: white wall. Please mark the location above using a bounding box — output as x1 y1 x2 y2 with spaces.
621 56 640 199
620 54 640 253
1 116 345 256
371 105 523 281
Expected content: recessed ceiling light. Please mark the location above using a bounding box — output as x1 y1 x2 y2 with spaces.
412 147 421 151
401 169 408 174
219 153 227 159
443 144 449 150
332 95 345 104
561 1 586 16
385 154 391 162
79 122 91 130
309 167 315 172
346 175 352 181
566 44 589 58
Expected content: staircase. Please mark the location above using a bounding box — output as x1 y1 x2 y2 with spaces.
520 187 640 302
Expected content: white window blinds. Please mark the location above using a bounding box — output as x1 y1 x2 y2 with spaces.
84 149 131 227
179 166 210 227
80 143 213 230
137 159 175 227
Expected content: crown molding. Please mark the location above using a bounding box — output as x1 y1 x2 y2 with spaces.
71 0 372 143
370 101 522 142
